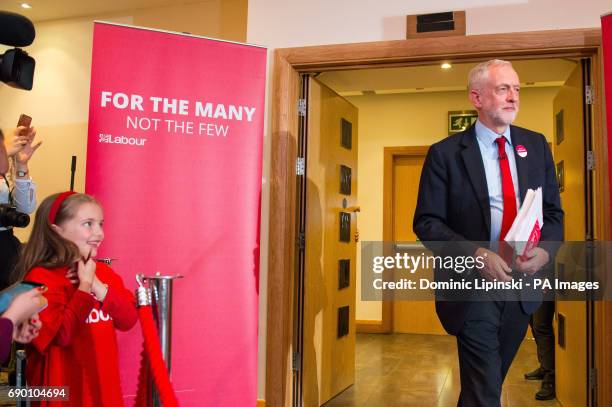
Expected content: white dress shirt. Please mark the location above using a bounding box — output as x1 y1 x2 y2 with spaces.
474 120 521 241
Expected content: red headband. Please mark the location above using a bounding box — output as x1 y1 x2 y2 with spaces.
48 191 77 224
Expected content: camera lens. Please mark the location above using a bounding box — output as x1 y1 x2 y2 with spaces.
0 204 30 228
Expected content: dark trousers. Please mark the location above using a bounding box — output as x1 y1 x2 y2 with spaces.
0 229 21 290
456 301 530 407
529 300 555 382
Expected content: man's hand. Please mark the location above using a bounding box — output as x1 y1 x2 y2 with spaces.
475 247 512 282
515 247 549 276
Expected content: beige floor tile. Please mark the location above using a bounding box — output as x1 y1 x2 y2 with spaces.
324 333 562 407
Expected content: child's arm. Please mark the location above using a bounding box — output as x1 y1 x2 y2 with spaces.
31 287 96 352
28 264 97 352
95 265 138 331
52 259 98 345
47 290 95 347
100 286 138 331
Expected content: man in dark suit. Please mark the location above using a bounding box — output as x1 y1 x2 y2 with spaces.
413 59 563 406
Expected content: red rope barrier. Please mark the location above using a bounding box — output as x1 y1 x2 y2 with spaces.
134 305 179 407
134 348 150 407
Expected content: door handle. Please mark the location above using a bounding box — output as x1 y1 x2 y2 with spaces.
394 242 425 251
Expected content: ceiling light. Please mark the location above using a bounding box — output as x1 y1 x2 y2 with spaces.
441 62 452 70
21 3 32 8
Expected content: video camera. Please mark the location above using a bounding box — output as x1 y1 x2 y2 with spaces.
0 11 35 90
0 204 30 228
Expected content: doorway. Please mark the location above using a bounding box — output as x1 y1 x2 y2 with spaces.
309 58 592 406
265 28 609 407
316 58 592 338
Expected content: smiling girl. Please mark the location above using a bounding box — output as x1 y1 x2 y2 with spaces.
15 192 137 406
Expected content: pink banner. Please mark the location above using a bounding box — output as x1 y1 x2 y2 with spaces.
603 13 612 232
86 22 266 405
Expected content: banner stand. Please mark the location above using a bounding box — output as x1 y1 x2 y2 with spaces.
86 22 266 405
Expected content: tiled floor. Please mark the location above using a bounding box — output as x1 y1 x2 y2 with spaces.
323 334 561 407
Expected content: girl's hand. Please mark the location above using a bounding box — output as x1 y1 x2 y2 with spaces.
14 314 42 344
65 267 79 285
77 258 96 293
2 288 47 327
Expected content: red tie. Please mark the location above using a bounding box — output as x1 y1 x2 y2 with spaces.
496 136 517 241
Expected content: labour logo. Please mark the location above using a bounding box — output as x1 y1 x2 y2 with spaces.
516 145 527 158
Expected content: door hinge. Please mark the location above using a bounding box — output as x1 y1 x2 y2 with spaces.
297 98 307 117
586 150 595 171
296 157 305 176
292 351 301 371
589 367 598 389
585 85 594 105
296 232 305 250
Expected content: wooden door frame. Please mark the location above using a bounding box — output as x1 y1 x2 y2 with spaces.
267 28 610 407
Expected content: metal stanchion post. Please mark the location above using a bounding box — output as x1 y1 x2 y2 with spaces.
15 350 29 407
143 273 182 407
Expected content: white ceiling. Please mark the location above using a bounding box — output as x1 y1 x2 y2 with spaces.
0 0 202 22
317 58 578 96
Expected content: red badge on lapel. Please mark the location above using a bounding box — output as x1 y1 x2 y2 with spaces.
516 145 527 158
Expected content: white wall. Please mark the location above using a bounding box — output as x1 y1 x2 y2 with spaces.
248 0 610 48
468 0 611 35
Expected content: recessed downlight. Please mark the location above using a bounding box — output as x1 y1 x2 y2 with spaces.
441 62 452 69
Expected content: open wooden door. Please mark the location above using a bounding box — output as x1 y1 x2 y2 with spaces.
553 59 594 407
299 78 358 406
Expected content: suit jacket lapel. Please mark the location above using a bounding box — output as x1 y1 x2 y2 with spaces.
510 126 529 204
460 127 491 236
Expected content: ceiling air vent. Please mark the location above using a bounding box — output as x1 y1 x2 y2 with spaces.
406 11 466 39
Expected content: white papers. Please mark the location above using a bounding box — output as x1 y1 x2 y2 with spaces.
504 187 543 257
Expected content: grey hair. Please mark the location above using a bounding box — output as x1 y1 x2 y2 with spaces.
468 59 514 91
